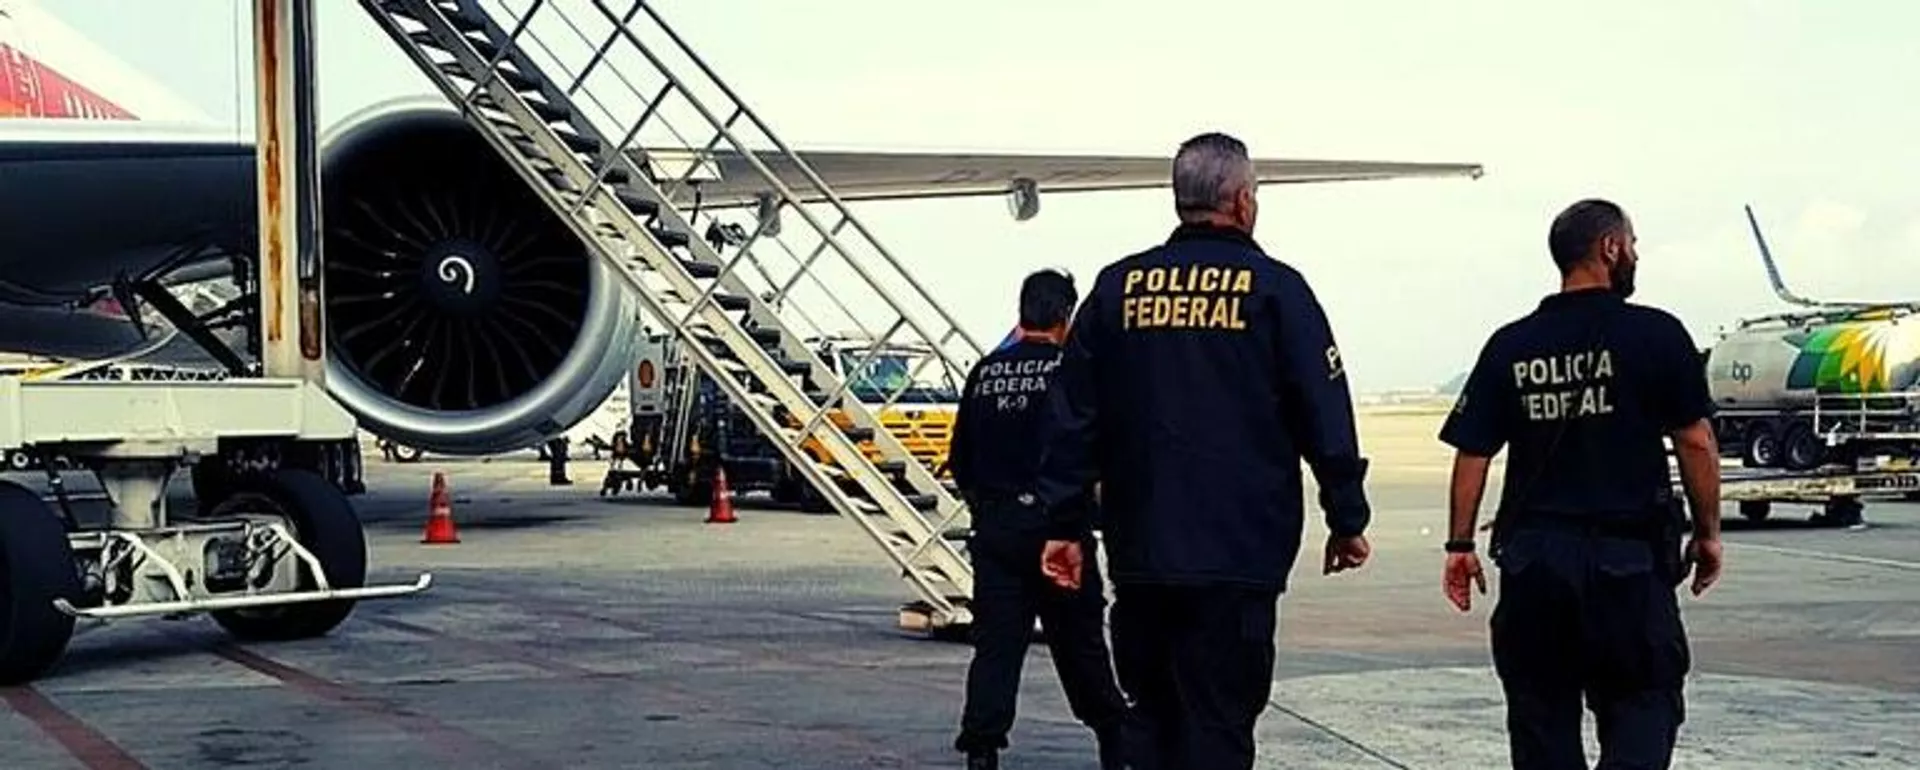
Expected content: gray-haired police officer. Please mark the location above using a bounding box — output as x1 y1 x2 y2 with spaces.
1439 198 1725 770
950 269 1127 770
1033 132 1374 770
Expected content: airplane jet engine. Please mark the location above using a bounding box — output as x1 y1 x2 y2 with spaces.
318 101 640 456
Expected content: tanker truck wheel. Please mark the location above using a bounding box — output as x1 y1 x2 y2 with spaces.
1743 423 1781 469
1780 423 1826 471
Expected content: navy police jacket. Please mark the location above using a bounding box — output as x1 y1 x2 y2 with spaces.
948 336 1075 530
1033 223 1372 591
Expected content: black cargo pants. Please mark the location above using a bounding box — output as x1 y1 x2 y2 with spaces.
955 498 1126 753
1106 582 1281 770
1491 525 1690 770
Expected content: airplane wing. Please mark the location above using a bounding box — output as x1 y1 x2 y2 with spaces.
2 110 1484 366
638 149 1487 213
3 127 1484 300
0 121 254 299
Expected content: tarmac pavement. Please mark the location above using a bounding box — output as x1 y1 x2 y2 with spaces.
1 411 1916 769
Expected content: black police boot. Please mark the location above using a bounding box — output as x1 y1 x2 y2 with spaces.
965 749 998 770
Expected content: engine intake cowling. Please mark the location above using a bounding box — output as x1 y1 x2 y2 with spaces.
318 101 637 455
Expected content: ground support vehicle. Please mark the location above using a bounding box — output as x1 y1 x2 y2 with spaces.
0 362 367 497
621 332 963 512
0 377 432 683
1681 457 1920 527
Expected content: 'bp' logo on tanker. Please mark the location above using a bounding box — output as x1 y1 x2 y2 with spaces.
1728 361 1754 383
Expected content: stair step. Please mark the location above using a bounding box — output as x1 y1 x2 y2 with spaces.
616 189 660 218
478 93 572 125
653 228 691 249
404 30 446 52
553 129 600 156
439 4 488 33
458 32 502 60
679 259 720 280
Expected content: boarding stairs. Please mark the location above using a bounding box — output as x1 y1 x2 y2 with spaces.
359 0 987 632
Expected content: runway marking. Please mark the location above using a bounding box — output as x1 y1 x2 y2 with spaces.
210 642 555 770
1734 542 1920 572
0 686 146 770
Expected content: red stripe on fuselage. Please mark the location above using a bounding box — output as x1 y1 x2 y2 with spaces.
0 42 135 119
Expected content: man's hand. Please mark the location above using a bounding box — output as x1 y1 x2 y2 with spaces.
1685 536 1723 597
1041 540 1084 591
1323 534 1370 575
1443 552 1487 611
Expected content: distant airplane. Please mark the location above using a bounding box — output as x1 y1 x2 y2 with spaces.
0 0 1485 456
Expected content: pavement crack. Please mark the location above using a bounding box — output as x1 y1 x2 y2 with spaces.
1268 699 1416 770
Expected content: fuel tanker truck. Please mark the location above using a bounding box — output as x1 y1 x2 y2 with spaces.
1703 206 1920 471
1705 306 1920 470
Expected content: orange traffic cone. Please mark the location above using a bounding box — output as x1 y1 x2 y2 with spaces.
422 471 460 544
705 466 736 524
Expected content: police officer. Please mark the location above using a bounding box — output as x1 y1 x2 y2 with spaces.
1437 198 1726 769
950 268 1128 770
1032 132 1374 770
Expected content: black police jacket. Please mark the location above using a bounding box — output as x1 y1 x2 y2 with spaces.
1440 288 1716 525
1032 223 1372 591
948 336 1075 531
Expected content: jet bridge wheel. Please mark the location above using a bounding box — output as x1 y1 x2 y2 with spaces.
0 480 84 685
207 469 368 642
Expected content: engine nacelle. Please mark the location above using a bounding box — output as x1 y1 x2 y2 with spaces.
317 99 639 455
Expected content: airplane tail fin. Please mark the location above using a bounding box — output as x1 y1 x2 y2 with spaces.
1741 204 1899 312
1743 204 1821 307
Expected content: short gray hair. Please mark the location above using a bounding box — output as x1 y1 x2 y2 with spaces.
1171 132 1256 212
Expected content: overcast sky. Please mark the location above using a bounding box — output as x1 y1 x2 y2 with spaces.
49 0 1920 393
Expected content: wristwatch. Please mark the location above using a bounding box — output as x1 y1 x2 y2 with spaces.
1444 539 1476 554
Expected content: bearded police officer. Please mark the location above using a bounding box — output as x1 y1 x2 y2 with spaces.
1032 132 1374 770
1438 198 1725 770
950 269 1127 770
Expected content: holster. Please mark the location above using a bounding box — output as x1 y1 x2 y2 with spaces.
1650 490 1688 587
1488 504 1512 566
